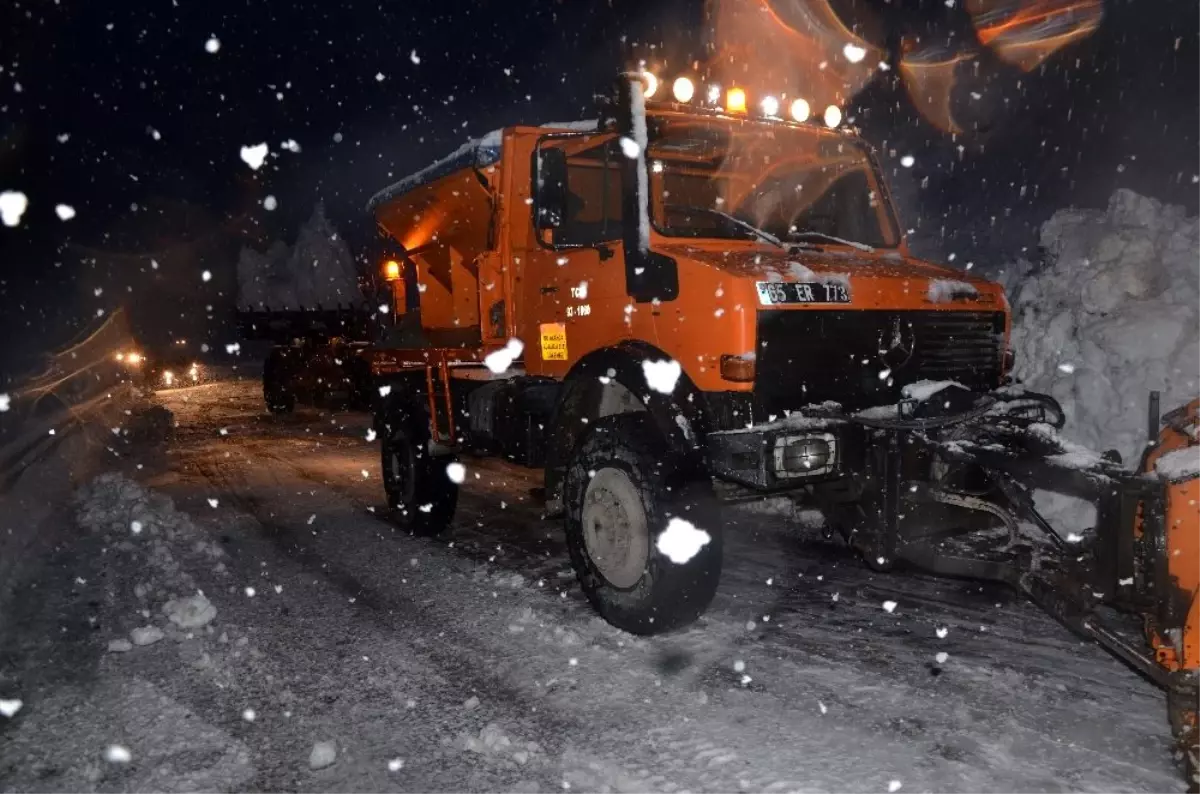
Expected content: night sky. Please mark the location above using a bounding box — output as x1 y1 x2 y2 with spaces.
0 0 1196 375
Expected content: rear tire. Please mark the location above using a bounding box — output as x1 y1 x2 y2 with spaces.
381 424 458 536
564 414 722 635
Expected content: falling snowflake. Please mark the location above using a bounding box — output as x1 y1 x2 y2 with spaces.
445 462 466 484
204 36 220 53
207 498 219 508
378 385 392 397
0 699 22 718
361 469 370 479
55 204 76 220
733 660 746 672
239 143 268 170
245 587 256 597
656 517 711 564
642 359 682 394
843 43 867 63
263 195 278 211
935 626 948 639
618 137 640 158
1057 362 1076 374
388 758 405 771
0 394 9 412
882 600 898 613
365 428 377 442
201 270 212 282
900 155 915 168
375 72 386 82
281 139 301 153
409 50 420 64
935 652 949 664
888 781 902 793
130 520 143 534
242 708 256 721
484 337 524 373
0 191 29 227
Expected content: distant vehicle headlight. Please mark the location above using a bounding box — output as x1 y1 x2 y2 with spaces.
189 364 201 381
162 370 174 386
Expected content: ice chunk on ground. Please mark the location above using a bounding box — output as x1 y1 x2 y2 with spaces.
1003 189 1199 464
1156 446 1200 480
107 638 134 653
104 744 132 763
308 740 337 769
163 593 218 629
130 626 164 646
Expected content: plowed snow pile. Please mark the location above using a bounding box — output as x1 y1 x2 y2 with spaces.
1006 189 1199 464
237 202 362 309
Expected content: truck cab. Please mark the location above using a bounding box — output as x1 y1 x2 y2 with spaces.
367 71 1015 634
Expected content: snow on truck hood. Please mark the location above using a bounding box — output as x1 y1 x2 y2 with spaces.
657 244 1005 305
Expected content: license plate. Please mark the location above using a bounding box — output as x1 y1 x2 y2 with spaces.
756 281 851 305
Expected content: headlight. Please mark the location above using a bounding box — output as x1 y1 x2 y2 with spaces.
671 76 694 103
162 370 174 386
823 105 842 128
641 70 659 99
189 364 201 381
760 95 780 117
790 98 811 122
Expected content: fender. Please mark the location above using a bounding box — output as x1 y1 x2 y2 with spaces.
543 341 712 509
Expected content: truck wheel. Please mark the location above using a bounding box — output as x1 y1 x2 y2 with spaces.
264 351 295 414
381 427 458 536
563 414 722 635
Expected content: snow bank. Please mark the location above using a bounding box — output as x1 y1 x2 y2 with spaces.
237 203 362 309
1005 189 1199 464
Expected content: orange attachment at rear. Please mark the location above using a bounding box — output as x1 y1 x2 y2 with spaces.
1143 398 1200 673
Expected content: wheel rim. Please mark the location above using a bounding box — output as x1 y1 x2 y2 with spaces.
387 436 416 503
581 467 649 589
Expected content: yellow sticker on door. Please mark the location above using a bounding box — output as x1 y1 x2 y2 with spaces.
539 322 568 361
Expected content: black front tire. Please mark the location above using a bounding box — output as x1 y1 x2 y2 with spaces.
381 425 458 536
564 413 723 635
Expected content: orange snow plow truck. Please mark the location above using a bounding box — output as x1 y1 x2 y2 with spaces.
361 72 1198 782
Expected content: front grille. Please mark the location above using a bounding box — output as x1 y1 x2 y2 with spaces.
755 310 1005 412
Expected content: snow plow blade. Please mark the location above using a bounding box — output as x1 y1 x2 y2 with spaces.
801 386 1197 785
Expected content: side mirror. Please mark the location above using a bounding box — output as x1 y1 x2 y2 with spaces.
534 147 568 230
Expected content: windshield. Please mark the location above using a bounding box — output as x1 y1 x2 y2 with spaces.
646 116 900 248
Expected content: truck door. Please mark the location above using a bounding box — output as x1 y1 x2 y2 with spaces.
518 133 626 379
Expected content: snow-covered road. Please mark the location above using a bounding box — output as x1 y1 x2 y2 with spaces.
0 374 1185 792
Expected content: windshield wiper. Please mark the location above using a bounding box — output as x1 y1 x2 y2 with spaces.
787 231 874 252
665 205 784 249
